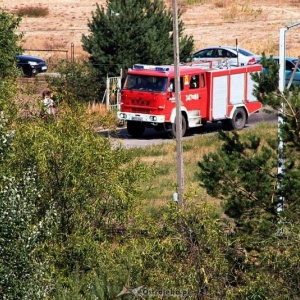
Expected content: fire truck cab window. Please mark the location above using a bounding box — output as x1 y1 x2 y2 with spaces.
169 78 183 92
135 76 149 89
124 75 168 92
154 77 167 91
200 74 205 88
190 75 199 89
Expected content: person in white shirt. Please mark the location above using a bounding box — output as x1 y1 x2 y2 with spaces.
42 90 55 115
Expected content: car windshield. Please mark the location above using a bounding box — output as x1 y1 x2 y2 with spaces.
124 75 168 92
237 48 255 56
291 59 300 67
226 47 254 56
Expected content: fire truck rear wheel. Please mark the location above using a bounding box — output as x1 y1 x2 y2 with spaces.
127 121 145 137
169 115 187 138
231 108 247 130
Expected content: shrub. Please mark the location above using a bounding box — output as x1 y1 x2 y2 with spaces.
46 61 105 105
15 6 49 18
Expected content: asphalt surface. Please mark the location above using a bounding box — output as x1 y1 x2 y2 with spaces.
99 108 278 149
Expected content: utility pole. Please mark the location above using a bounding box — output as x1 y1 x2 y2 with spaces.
277 27 286 214
172 0 184 208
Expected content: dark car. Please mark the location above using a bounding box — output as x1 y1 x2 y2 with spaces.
16 54 48 77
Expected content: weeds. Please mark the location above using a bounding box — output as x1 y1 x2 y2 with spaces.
129 122 278 208
15 6 49 18
184 0 209 4
222 1 263 20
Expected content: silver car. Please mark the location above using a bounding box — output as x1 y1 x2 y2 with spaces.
186 46 261 66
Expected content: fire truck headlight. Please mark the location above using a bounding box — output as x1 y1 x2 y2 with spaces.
120 113 126 119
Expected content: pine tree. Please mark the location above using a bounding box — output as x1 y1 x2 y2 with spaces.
81 0 194 77
197 54 300 297
198 54 300 237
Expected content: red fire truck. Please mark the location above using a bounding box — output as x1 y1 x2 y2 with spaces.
117 61 262 138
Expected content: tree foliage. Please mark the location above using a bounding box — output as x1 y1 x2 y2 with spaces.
51 201 230 299
198 131 279 240
9 107 149 285
46 61 104 104
82 0 194 77
0 10 48 299
197 54 300 298
0 169 48 299
0 10 23 79
0 11 23 122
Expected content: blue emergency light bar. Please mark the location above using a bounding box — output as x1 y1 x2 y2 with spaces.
133 64 170 72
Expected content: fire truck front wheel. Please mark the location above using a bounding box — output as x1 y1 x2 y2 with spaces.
231 108 247 130
127 121 145 138
169 115 187 138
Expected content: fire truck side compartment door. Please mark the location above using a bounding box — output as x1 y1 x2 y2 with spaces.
230 73 244 105
247 72 257 102
212 76 228 119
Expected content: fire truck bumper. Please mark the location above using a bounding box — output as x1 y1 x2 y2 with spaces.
117 112 165 123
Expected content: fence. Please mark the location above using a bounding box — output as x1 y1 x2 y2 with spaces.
22 44 121 111
103 76 122 111
23 43 75 73
24 42 74 62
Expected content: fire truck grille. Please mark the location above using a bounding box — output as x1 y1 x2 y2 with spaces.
132 108 149 113
131 99 150 106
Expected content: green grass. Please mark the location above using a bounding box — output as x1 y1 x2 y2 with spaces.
130 122 278 214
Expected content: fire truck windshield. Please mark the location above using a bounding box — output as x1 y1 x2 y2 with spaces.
124 75 168 92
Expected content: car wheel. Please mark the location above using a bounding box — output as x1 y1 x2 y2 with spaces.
230 108 247 130
169 115 187 138
22 66 33 77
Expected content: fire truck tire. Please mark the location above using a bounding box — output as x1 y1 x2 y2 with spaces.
127 121 145 137
231 108 247 130
169 115 187 138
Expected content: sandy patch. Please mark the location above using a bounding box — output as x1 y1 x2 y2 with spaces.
2 0 300 61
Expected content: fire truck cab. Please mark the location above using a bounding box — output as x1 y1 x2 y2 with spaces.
117 61 262 138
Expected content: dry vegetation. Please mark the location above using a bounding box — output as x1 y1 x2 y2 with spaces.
2 0 300 65
4 0 300 119
14 6 49 18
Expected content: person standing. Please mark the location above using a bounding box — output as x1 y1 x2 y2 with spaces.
42 90 55 115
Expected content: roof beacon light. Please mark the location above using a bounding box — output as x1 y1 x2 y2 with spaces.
133 64 145 70
133 64 169 72
155 66 169 72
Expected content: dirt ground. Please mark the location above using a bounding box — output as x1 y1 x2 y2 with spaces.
2 0 300 62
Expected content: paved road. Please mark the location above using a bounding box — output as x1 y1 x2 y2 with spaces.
100 109 277 149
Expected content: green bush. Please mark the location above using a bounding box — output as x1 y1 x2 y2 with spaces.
9 106 149 294
0 170 48 299
46 61 105 104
